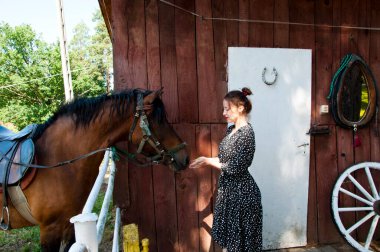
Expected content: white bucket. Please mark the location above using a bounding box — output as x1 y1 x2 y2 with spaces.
70 213 98 252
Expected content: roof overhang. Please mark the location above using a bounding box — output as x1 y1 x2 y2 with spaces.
98 0 112 39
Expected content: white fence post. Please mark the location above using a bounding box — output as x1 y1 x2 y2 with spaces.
83 150 110 214
96 156 116 242
112 207 121 252
69 150 121 252
70 213 98 252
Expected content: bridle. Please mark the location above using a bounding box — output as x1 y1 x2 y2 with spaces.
124 92 187 169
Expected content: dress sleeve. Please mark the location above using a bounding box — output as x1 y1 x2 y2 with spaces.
220 129 255 175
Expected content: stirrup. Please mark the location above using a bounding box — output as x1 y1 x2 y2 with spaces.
0 206 10 230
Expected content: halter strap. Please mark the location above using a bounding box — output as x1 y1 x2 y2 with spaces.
126 92 187 168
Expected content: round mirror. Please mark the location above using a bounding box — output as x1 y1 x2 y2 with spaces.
329 54 378 128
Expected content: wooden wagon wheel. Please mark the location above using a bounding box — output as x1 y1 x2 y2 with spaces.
332 162 380 251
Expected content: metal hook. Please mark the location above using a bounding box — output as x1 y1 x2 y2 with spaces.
262 67 278 85
0 206 10 230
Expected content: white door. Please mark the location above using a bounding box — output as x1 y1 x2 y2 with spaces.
228 47 312 250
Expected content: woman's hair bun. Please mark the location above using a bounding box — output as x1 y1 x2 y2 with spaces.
241 87 252 96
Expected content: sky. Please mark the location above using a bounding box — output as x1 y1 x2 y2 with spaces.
0 0 100 43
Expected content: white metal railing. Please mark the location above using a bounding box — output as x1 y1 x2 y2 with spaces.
69 150 121 252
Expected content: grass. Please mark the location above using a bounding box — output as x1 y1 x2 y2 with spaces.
0 225 40 252
0 188 115 251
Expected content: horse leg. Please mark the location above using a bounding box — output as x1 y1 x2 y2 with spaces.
40 222 75 252
61 235 75 252
60 223 75 252
39 225 63 252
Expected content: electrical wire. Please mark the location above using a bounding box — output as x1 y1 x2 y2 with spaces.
159 0 380 31
0 67 90 89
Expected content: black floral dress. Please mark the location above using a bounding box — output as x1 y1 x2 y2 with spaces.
212 124 263 252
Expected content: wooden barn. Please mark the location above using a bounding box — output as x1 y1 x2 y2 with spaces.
98 0 380 251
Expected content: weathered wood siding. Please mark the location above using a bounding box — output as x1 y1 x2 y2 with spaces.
99 0 380 250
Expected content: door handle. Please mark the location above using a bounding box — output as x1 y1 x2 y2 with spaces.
297 143 310 148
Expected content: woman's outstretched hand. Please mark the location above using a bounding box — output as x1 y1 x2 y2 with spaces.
189 157 209 169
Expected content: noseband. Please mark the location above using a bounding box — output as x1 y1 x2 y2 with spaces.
125 93 186 168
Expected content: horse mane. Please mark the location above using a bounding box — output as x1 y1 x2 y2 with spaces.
33 88 167 140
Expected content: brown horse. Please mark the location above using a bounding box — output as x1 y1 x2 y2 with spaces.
0 88 189 251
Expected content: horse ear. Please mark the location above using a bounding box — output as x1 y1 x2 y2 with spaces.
144 88 163 104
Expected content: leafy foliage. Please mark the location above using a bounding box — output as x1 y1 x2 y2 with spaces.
0 10 112 129
0 23 64 128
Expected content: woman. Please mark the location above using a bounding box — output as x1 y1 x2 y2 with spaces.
190 87 262 252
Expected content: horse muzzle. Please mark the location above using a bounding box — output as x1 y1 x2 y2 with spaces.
166 145 189 172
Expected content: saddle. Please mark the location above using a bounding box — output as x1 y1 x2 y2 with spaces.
0 124 37 230
0 124 37 186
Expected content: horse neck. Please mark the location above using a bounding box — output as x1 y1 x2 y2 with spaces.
83 101 136 148
36 100 136 158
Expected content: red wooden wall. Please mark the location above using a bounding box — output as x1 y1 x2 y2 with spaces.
99 0 380 251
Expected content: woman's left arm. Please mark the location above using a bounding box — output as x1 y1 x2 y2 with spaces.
189 157 221 169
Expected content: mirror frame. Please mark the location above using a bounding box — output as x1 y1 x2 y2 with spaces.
329 54 378 128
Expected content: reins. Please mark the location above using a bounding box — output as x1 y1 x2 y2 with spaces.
0 148 109 169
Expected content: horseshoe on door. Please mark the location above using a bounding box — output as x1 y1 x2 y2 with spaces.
262 67 278 85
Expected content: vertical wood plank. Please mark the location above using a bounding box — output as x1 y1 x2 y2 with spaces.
249 0 274 47
116 0 152 247
175 0 199 123
369 12 380 233
315 0 334 125
307 136 318 244
153 165 179 252
274 0 289 48
289 0 314 49
289 0 319 244
354 128 372 241
211 124 227 252
370 0 380 164
146 0 162 90
239 0 249 46
225 0 239 47
113 0 147 89
212 0 228 123
332 0 341 72
196 0 218 123
369 1 380 237
336 0 363 232
131 165 157 251
340 0 358 55
311 0 334 243
353 0 372 241
111 0 128 89
331 0 353 243
112 0 148 242
357 0 371 60
195 125 214 252
159 0 179 123
113 144 130 208
315 127 341 243
174 124 199 252
336 126 355 242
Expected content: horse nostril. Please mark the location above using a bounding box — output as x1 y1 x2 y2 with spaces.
184 157 189 166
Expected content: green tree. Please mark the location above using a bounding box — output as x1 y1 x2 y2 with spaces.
0 10 112 129
69 10 112 96
0 23 64 128
90 10 113 92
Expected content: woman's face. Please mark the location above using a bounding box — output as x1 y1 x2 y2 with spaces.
223 99 243 123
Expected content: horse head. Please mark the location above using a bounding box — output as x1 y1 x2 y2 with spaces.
127 89 189 171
